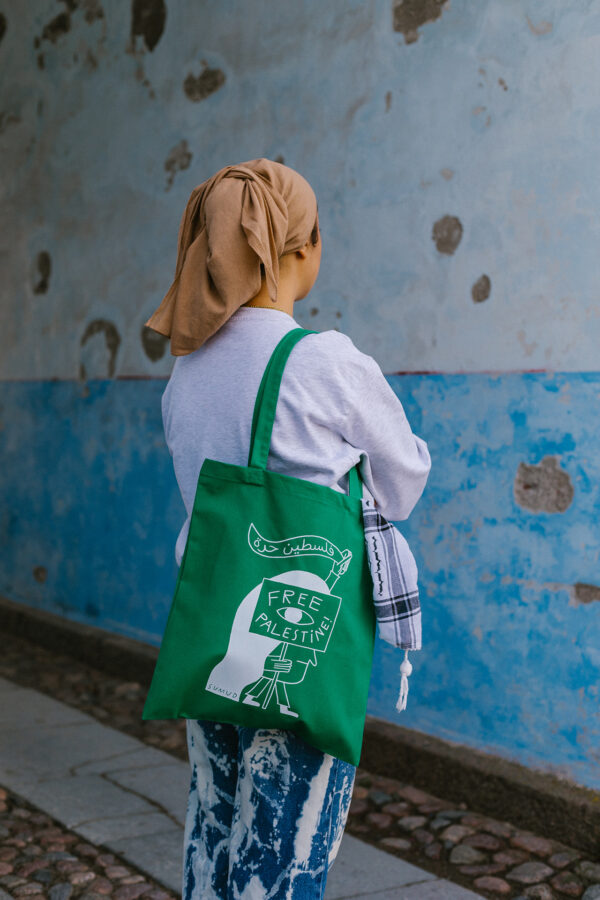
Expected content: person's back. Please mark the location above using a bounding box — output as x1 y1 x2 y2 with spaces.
164 306 430 565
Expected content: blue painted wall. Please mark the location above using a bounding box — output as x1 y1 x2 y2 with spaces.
1 374 598 789
2 0 599 790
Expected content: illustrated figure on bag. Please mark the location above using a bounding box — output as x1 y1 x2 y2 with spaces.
240 643 318 717
205 523 353 718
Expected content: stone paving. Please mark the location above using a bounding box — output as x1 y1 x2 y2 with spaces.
0 676 483 900
0 785 175 900
1 632 599 899
346 773 600 898
0 779 486 900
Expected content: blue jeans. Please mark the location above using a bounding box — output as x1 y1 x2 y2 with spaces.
182 719 356 899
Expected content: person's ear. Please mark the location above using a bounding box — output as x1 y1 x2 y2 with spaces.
295 240 310 260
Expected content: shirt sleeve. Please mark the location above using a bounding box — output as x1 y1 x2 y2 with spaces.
335 336 431 521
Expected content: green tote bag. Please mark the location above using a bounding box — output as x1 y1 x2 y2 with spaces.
142 326 377 765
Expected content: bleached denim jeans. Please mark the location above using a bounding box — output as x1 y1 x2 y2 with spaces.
182 719 356 900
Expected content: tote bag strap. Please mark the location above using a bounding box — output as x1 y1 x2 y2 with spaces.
248 328 314 469
247 329 305 460
248 327 363 500
347 461 362 497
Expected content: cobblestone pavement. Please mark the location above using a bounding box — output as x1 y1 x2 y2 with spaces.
0 785 176 900
1 632 599 900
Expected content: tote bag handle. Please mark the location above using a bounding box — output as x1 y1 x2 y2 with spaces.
247 327 363 500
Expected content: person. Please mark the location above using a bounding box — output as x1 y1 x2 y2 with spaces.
144 158 431 900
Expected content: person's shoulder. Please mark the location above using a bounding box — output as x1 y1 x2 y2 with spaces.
296 327 355 350
292 327 375 366
291 327 380 386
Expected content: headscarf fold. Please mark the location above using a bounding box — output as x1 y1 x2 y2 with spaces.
144 157 318 355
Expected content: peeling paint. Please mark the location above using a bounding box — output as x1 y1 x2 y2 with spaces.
141 324 168 362
343 93 369 133
471 274 491 303
517 329 538 358
81 0 104 25
432 215 463 255
131 0 166 53
33 565 47 583
526 15 553 36
498 77 508 91
392 0 448 44
573 583 600 605
133 62 156 98
514 456 574 514
0 112 20 134
440 168 453 180
183 66 225 102
79 319 121 379
40 11 71 44
35 0 104 53
84 47 98 70
164 139 192 190
499 575 572 595
32 251 51 295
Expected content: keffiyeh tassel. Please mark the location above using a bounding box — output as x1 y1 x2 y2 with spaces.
396 649 413 712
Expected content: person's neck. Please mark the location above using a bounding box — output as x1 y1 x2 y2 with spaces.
241 299 295 317
241 278 297 318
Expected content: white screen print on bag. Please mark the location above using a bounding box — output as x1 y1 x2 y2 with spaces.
205 523 352 719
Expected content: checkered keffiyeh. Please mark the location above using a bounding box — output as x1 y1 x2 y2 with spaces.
360 498 422 651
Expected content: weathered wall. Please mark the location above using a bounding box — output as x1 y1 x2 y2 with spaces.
1 0 599 789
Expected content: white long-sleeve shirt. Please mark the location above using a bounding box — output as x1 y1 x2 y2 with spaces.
161 306 431 566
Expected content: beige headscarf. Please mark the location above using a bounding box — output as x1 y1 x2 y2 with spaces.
144 157 318 355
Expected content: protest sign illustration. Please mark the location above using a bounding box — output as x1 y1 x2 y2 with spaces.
205 523 352 717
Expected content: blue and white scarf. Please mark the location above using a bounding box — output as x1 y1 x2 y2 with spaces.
360 496 422 713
